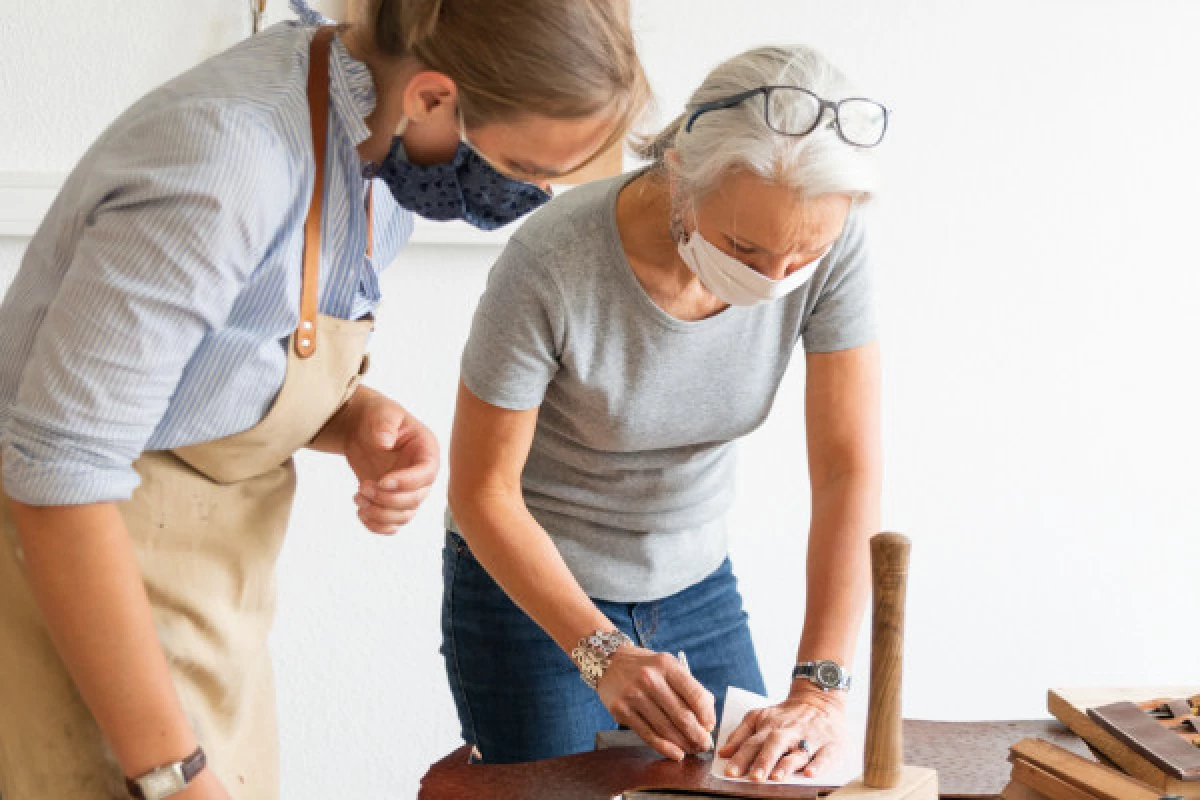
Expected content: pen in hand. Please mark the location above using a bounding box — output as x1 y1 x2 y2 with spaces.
677 651 715 752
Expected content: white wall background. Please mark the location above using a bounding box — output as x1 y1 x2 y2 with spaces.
2 1 1198 796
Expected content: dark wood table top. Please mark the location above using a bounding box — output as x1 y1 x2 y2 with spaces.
420 719 1092 799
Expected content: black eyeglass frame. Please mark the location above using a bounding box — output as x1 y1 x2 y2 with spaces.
683 85 890 148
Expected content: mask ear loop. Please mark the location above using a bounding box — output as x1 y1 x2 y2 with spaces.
664 150 694 246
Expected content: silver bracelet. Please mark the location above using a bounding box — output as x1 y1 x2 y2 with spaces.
571 629 632 690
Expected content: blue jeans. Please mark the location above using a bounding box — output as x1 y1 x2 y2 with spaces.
440 531 766 764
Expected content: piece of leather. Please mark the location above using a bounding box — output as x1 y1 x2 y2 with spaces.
296 26 335 359
421 720 1092 800
905 720 1094 799
421 745 822 800
1087 701 1200 781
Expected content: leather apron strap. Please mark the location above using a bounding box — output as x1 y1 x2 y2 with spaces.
297 25 335 358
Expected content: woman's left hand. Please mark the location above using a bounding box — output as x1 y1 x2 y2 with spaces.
718 685 847 782
343 390 441 534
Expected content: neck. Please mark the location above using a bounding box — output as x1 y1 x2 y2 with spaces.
341 26 454 168
616 170 729 321
616 171 692 286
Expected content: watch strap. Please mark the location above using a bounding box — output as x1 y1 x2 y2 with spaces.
126 746 206 799
792 660 852 691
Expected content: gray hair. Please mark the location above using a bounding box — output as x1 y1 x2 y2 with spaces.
635 45 880 207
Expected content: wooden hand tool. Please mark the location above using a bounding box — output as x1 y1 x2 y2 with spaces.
826 533 937 799
1002 737 1167 800
1048 687 1200 798
1087 700 1200 781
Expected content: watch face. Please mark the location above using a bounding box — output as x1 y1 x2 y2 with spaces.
815 661 842 687
140 766 186 800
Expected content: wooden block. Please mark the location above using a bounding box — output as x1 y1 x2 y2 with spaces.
1000 781 1052 800
1010 738 1162 800
824 766 937 799
1048 686 1200 798
1009 760 1094 800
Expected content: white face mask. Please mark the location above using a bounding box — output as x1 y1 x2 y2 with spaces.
677 225 830 307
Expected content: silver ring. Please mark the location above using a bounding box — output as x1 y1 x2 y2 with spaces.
795 739 809 754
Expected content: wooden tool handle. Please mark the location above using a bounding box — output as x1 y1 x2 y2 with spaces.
863 532 912 788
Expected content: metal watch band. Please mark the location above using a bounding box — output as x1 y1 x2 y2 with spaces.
792 660 852 691
126 745 206 800
571 629 632 690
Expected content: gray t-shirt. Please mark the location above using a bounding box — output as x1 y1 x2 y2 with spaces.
448 171 876 602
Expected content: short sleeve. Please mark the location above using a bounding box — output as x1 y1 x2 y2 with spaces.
460 238 565 410
801 210 878 352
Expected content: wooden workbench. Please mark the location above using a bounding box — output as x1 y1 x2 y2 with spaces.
420 719 1092 799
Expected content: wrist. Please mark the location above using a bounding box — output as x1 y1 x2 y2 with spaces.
570 628 632 690
310 384 373 454
125 744 207 800
787 679 847 711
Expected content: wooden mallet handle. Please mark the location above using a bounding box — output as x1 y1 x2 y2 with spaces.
863 532 912 788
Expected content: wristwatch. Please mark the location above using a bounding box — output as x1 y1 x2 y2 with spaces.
792 660 852 691
571 629 633 690
126 746 206 800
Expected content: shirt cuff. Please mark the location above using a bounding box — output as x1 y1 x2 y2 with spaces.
2 438 141 506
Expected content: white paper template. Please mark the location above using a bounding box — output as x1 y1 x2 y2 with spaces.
709 686 866 787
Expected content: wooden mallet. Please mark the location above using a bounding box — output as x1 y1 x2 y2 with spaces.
827 532 938 799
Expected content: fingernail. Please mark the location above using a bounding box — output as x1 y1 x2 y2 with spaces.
704 734 714 750
726 766 740 777
772 770 784 781
752 769 765 781
380 478 397 490
361 485 375 499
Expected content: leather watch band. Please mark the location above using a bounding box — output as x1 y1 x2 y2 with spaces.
125 746 206 799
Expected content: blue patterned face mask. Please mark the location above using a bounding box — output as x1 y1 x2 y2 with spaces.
375 125 552 231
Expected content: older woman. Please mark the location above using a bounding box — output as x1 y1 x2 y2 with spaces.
443 45 887 782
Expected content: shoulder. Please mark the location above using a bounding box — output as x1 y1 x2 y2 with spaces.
78 30 317 220
96 23 310 178
506 172 629 267
809 207 871 293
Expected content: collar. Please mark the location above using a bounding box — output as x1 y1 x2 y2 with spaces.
328 33 376 148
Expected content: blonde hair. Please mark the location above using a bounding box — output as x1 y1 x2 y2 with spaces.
636 45 880 205
368 0 649 157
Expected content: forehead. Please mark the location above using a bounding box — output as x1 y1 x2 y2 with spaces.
697 170 851 244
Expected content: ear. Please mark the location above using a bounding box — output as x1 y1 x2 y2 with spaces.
401 71 459 125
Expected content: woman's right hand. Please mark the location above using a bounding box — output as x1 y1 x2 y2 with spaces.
596 645 717 761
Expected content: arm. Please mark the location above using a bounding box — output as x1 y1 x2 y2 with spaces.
720 342 881 781
8 501 227 798
448 380 715 758
0 104 290 796
448 381 611 653
794 341 881 691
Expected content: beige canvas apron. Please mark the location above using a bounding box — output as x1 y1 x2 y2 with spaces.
0 27 370 799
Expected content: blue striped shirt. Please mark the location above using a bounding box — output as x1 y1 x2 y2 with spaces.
0 20 414 505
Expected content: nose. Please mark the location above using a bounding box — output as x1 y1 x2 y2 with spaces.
780 252 825 279
764 256 793 281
